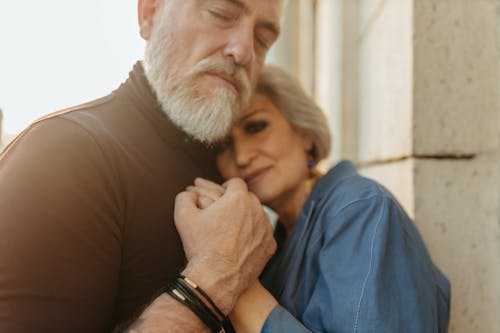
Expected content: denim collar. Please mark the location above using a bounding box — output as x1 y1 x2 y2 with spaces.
309 160 358 202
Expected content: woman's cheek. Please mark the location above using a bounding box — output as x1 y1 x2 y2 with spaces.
217 155 236 180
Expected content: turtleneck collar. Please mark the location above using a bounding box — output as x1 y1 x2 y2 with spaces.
114 61 221 171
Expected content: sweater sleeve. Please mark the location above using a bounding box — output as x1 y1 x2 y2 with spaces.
262 193 450 333
0 117 124 333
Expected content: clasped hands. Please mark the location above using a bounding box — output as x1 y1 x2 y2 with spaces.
173 177 276 315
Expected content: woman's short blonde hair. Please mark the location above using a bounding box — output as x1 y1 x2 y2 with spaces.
256 65 332 162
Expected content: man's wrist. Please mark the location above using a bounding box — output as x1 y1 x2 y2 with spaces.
181 259 241 315
123 293 209 333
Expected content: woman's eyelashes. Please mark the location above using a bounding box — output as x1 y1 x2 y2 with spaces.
216 119 268 153
244 120 268 134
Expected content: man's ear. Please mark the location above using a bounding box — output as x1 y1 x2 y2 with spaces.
138 0 159 40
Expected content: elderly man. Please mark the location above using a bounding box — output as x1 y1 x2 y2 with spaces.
0 0 286 332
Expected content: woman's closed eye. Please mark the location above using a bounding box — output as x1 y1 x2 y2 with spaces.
244 120 268 134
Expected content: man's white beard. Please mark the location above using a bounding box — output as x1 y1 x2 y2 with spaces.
143 10 251 144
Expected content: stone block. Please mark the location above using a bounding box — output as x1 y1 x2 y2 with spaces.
414 156 500 333
357 0 413 162
413 0 499 155
361 155 500 332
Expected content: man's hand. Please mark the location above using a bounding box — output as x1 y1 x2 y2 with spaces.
122 178 276 332
174 178 276 313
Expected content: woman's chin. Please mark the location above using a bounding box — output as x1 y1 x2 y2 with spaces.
253 191 278 209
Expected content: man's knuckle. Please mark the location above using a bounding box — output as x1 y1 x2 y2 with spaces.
174 192 184 201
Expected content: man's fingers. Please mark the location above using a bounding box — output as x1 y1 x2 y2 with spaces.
175 190 198 206
174 191 199 220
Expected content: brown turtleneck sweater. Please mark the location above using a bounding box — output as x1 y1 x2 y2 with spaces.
0 62 221 332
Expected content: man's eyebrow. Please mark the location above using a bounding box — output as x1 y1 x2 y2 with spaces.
226 0 246 10
225 0 281 36
259 21 281 36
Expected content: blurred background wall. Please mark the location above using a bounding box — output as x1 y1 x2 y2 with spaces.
0 109 3 151
0 0 144 140
269 0 500 332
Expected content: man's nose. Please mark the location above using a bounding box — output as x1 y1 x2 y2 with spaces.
224 23 255 69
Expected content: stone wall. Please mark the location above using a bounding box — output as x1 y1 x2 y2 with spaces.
357 0 500 331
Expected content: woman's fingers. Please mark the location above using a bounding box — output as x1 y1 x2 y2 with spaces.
197 195 215 209
186 185 221 202
185 187 215 209
186 178 225 209
186 186 214 208
194 178 225 196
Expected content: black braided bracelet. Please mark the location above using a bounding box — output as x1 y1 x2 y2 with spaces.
176 279 223 328
165 285 221 332
177 275 236 333
176 276 236 333
178 275 226 318
165 275 236 333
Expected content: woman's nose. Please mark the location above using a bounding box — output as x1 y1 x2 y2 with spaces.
234 140 257 167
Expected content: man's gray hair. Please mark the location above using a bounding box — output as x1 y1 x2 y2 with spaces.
256 65 332 162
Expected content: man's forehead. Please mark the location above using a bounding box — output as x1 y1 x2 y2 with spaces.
239 0 286 31
229 0 285 20
228 0 285 9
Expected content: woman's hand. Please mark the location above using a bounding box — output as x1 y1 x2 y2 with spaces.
186 178 226 209
230 281 278 333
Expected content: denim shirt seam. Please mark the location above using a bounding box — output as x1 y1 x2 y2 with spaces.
353 195 386 333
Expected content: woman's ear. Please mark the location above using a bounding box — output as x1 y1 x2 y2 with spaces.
302 134 314 153
138 0 159 40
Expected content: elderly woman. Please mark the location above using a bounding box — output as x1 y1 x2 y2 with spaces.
186 65 450 333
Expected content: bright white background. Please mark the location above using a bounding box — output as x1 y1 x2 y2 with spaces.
0 0 145 135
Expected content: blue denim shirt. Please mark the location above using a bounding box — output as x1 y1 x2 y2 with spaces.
260 161 450 333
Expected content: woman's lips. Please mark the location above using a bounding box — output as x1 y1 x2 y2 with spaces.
244 167 271 184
